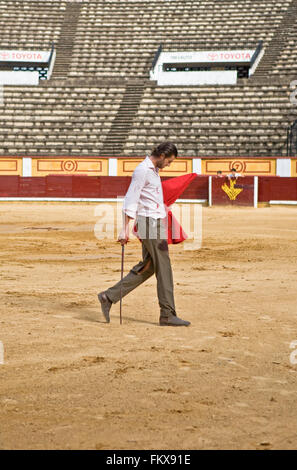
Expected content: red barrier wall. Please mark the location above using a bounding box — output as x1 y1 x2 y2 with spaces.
0 175 296 202
19 177 46 197
212 176 254 206
46 175 73 197
99 177 131 198
0 175 208 200
0 175 19 196
258 177 297 202
175 176 208 199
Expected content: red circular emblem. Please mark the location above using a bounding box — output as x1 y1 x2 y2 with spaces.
230 161 245 172
62 160 77 172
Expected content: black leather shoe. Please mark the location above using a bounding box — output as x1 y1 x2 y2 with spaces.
98 292 112 323
159 315 191 327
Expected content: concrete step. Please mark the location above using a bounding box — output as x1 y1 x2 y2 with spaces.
51 2 82 79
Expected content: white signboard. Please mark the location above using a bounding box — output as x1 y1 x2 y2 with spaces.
161 50 254 64
0 50 50 63
155 70 237 86
150 50 256 85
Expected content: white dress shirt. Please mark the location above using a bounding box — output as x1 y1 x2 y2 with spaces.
227 173 242 178
123 156 166 219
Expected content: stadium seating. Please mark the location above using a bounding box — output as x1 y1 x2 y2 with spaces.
0 0 296 159
251 0 297 79
123 83 292 156
69 0 292 79
272 28 297 78
0 81 293 157
0 1 67 49
0 0 294 81
0 83 126 155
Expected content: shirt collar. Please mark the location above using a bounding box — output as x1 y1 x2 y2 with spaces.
145 156 159 173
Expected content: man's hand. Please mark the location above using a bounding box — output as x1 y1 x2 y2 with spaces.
118 213 133 245
118 227 129 246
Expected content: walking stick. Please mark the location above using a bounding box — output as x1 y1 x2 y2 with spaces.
120 244 124 325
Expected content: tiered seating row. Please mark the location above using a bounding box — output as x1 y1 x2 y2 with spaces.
0 86 126 155
0 83 294 157
69 0 291 78
0 0 294 80
273 29 297 77
0 1 67 49
124 85 293 156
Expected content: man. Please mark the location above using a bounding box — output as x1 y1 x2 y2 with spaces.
98 141 190 327
227 167 244 179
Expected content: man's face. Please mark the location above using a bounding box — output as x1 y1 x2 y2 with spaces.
156 153 176 169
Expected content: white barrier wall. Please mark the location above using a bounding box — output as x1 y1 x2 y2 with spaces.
22 158 32 177
0 71 39 85
108 158 118 176
276 158 291 177
192 158 202 174
155 70 237 86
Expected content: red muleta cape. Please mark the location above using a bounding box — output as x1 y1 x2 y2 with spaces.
133 173 197 244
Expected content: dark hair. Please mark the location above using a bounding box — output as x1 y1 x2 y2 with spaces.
151 141 178 159
217 170 222 174
231 168 236 172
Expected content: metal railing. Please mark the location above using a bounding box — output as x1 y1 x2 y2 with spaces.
151 44 162 70
287 120 297 156
250 40 263 68
48 41 55 66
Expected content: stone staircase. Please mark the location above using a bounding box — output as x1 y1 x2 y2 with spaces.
100 84 145 156
51 2 81 79
252 0 297 79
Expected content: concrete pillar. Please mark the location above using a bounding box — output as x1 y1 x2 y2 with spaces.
208 175 212 207
108 158 118 176
192 158 202 174
276 159 291 177
22 157 32 177
254 176 258 208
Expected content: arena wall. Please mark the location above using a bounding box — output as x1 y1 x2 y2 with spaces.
0 156 294 177
258 177 297 202
0 175 296 205
0 175 208 200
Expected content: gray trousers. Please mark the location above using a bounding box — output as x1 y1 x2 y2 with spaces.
105 216 176 319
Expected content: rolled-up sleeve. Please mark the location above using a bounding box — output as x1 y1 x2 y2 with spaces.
123 166 147 219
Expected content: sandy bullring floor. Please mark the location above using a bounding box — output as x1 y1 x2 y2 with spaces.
0 202 297 450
